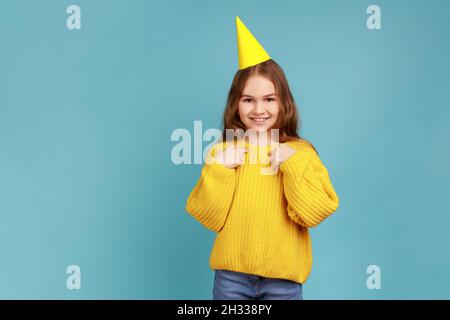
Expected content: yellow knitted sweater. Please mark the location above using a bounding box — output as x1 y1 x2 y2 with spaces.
185 138 339 284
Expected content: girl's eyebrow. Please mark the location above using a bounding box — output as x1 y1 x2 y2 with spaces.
242 93 276 98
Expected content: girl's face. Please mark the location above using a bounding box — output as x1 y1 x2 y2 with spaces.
238 75 280 133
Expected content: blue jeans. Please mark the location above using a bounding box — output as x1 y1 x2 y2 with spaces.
213 269 303 300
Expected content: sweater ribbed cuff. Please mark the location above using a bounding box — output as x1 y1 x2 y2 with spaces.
280 149 339 228
279 149 313 177
202 162 236 181
185 162 236 233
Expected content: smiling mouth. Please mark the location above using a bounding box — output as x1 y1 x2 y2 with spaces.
249 117 270 123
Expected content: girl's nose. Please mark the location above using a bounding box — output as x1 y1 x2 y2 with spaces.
254 101 265 113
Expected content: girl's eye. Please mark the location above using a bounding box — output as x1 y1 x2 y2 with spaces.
265 98 275 102
243 98 253 103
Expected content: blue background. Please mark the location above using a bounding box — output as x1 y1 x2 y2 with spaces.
1 0 449 299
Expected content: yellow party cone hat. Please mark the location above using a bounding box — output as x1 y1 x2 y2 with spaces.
236 16 271 70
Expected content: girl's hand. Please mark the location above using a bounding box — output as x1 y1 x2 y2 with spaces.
268 143 297 170
215 145 249 169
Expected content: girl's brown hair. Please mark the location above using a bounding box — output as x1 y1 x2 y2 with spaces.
221 59 315 151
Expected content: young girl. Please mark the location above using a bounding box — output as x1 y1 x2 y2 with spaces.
185 17 339 300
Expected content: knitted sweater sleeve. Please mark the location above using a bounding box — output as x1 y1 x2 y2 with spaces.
280 146 339 228
185 144 236 232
